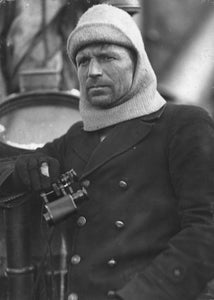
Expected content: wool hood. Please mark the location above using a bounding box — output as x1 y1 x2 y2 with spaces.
67 4 166 131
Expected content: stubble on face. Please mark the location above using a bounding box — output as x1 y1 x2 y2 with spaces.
76 44 135 109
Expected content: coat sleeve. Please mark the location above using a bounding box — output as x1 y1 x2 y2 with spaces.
0 143 30 195
0 158 16 187
0 143 62 196
117 106 214 300
0 122 81 195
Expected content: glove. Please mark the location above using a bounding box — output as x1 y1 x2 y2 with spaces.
12 153 60 192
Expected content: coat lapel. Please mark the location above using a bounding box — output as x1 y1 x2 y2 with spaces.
71 105 166 178
69 127 100 163
81 118 154 178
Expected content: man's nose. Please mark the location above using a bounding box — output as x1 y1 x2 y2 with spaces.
88 59 102 77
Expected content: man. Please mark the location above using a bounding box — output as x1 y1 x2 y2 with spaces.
1 4 214 300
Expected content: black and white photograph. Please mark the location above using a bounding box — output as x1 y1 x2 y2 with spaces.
0 1 214 299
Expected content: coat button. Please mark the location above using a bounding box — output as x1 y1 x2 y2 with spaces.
107 290 116 297
108 259 117 267
68 293 78 300
119 180 128 189
82 179 90 188
77 216 87 227
71 255 81 265
115 220 125 229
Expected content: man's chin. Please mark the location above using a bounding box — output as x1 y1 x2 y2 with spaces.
88 96 114 108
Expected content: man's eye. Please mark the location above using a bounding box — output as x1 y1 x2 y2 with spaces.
101 55 114 61
77 58 89 66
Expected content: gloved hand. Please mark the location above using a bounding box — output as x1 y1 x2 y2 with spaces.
12 153 60 192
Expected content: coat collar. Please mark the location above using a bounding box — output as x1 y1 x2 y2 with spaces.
72 105 166 178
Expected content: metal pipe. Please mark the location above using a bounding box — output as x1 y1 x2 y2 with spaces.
4 195 35 300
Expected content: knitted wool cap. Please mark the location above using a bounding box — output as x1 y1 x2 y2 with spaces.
67 4 166 131
67 4 142 64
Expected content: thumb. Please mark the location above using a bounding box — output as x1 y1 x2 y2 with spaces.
40 157 61 183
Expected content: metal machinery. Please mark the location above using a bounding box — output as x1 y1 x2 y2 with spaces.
0 90 81 300
79 0 141 14
100 0 141 14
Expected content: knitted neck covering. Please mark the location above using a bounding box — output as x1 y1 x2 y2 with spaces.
67 4 166 131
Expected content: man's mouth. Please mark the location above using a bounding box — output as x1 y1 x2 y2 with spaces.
88 85 106 90
88 85 109 94
87 86 111 99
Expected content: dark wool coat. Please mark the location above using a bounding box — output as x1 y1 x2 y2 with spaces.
1 103 214 300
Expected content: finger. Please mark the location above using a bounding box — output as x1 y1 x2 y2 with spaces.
40 171 52 191
48 158 60 183
40 162 49 177
29 167 42 191
38 158 52 190
28 157 42 191
15 157 31 187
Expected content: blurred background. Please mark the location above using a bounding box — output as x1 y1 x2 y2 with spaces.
0 0 214 299
0 0 214 111
0 0 213 109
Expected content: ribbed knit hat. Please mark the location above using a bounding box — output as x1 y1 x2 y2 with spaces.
67 4 142 65
67 4 166 131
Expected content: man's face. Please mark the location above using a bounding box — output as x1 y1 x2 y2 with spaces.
76 44 135 108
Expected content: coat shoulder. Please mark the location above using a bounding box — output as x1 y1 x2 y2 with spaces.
164 103 213 126
65 121 84 138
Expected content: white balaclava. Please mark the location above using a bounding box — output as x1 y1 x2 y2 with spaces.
67 4 166 131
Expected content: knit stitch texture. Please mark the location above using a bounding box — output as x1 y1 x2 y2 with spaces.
67 4 166 131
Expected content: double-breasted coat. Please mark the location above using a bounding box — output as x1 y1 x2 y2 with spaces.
1 103 214 300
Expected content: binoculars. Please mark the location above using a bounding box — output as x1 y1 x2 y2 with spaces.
40 169 88 225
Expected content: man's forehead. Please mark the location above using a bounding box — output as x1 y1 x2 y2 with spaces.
76 43 127 56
